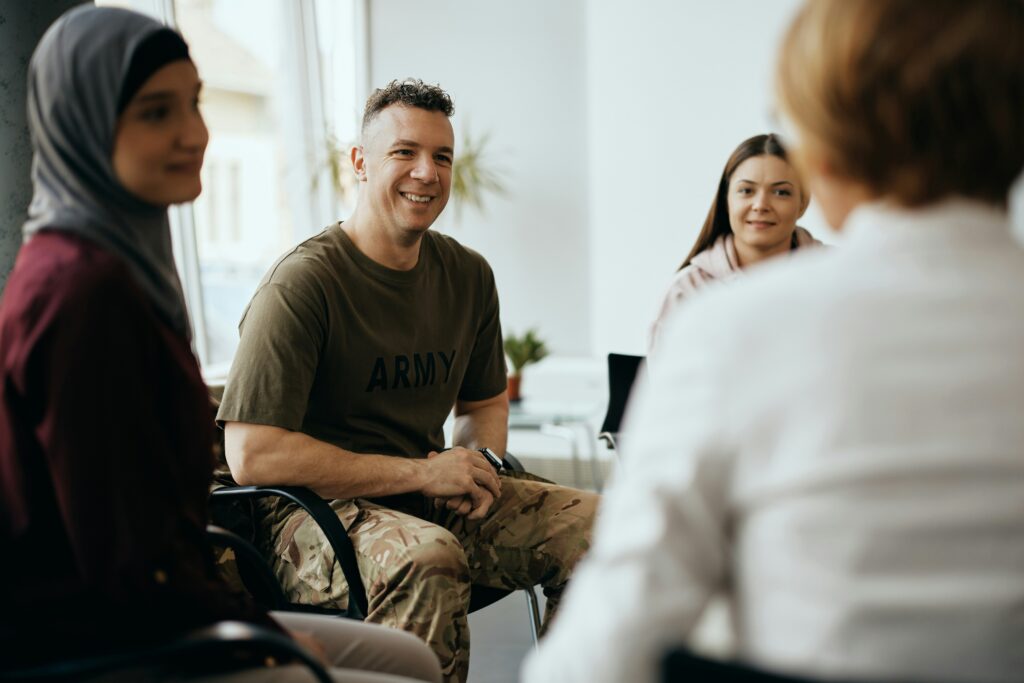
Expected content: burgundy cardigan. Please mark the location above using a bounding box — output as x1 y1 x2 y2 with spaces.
0 231 275 668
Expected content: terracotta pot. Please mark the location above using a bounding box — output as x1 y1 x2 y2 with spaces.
507 373 522 402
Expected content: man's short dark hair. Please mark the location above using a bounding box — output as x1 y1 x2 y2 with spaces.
361 78 455 134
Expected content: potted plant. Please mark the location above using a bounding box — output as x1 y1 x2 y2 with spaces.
504 329 549 402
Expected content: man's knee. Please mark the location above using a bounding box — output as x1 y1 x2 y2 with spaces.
375 524 471 587
571 489 599 538
547 487 598 566
368 524 473 629
506 478 598 546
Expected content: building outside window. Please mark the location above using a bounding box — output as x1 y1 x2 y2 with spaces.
98 0 363 375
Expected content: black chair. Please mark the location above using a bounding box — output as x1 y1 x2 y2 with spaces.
207 524 294 612
598 353 644 453
662 648 931 683
209 452 542 643
1 621 332 683
210 485 369 620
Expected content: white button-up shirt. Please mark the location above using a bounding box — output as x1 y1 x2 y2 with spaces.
523 200 1024 683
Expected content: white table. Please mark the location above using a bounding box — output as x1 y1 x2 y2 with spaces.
508 399 604 490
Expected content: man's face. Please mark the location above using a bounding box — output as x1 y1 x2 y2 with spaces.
353 104 455 240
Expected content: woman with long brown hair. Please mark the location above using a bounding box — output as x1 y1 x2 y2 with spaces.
650 133 820 349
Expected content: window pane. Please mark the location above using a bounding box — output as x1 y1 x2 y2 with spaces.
315 0 361 218
95 0 167 20
101 0 360 373
175 0 300 372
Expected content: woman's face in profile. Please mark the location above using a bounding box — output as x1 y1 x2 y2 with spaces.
112 60 208 206
726 154 806 253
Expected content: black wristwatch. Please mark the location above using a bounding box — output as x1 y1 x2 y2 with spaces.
478 447 504 473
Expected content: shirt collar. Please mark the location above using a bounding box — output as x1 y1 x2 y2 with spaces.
842 197 1011 249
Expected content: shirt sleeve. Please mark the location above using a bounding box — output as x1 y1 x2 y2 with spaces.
457 258 508 402
217 280 326 430
521 302 735 683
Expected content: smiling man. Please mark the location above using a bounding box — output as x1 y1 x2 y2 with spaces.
216 79 596 683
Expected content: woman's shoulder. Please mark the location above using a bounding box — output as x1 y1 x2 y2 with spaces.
794 226 825 248
667 238 739 300
4 231 146 327
649 263 719 349
669 262 718 297
19 230 133 282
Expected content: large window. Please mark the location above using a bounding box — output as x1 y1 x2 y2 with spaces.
98 0 364 376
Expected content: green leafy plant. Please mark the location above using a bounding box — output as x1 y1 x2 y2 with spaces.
451 126 506 222
504 329 549 375
316 132 358 205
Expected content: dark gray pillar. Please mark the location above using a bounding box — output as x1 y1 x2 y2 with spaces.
0 0 87 293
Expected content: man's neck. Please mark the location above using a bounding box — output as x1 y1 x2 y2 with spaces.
342 210 424 271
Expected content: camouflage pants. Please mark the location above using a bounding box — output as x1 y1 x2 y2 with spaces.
259 471 597 683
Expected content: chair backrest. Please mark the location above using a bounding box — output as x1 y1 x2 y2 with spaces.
662 648 925 683
662 649 809 682
599 353 645 445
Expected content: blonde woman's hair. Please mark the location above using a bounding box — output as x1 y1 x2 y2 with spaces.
775 0 1024 207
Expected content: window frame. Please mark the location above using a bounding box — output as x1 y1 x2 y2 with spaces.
110 0 365 377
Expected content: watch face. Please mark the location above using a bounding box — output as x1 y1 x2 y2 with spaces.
479 448 502 471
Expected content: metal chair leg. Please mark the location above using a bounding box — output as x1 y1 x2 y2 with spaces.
580 421 603 491
523 586 542 645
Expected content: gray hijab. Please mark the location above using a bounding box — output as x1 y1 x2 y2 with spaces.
23 5 192 339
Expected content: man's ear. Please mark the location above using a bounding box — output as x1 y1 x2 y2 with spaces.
351 145 367 181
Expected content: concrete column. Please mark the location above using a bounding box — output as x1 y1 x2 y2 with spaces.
0 0 86 293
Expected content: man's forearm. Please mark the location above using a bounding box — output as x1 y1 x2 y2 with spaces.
224 422 427 500
453 392 510 456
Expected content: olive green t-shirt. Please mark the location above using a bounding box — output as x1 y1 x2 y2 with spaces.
216 224 507 459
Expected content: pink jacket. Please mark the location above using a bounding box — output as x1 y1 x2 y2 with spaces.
650 227 822 350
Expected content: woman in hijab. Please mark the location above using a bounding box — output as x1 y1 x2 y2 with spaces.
0 6 439 682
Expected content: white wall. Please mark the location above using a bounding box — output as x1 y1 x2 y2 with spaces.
366 0 592 355
366 2 1024 361
586 0 828 356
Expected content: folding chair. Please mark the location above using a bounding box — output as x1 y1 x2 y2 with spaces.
597 353 644 454
209 454 543 644
662 648 928 683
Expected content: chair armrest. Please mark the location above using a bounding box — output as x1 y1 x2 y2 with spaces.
206 524 290 611
503 451 526 474
175 622 333 683
1 621 331 683
210 486 368 620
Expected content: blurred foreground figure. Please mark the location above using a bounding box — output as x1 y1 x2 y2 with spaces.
525 1 1024 681
0 7 439 681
